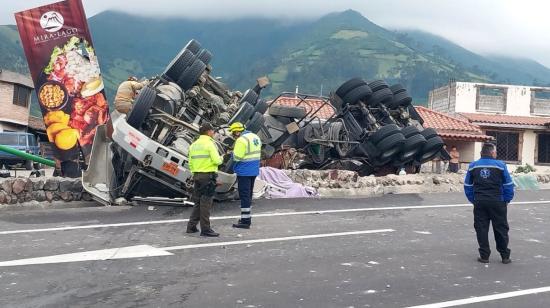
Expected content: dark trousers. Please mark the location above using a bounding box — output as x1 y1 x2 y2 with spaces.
188 172 217 231
237 176 256 225
473 201 511 259
449 162 459 173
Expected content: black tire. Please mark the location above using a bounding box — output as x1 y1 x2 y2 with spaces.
418 136 445 163
229 102 255 124
331 122 351 158
368 87 393 106
335 78 367 98
268 104 307 119
342 84 372 105
369 124 400 145
240 89 259 106
176 59 206 91
184 39 201 54
420 128 438 139
162 49 195 82
408 105 424 124
399 133 427 161
254 99 268 114
400 125 420 138
368 80 389 92
387 91 412 109
376 133 405 160
390 84 407 95
246 112 265 133
25 160 33 170
127 86 157 129
197 49 212 65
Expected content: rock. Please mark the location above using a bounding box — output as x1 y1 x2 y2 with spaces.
5 194 12 204
59 179 73 192
373 185 384 195
12 179 27 195
24 179 33 192
31 191 47 202
44 178 59 191
23 193 32 202
73 192 82 201
45 191 54 203
0 191 6 204
9 195 18 204
32 179 45 191
81 192 94 201
433 177 442 185
59 191 73 202
1 180 13 194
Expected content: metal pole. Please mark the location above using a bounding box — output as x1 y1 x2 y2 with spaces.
0 145 56 167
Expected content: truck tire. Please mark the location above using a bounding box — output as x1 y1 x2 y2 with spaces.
177 59 206 91
400 125 420 138
376 133 405 160
368 124 400 145
229 102 255 124
420 128 438 139
388 91 412 109
417 136 444 163
368 80 389 92
162 49 195 82
184 39 202 54
240 89 259 106
25 160 33 170
399 133 427 161
246 112 265 133
332 122 352 158
197 49 212 65
342 84 372 105
127 86 157 129
335 78 367 98
390 84 407 95
368 87 393 106
254 99 268 114
268 104 307 119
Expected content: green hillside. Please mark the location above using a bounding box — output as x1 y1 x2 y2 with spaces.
1 9 549 116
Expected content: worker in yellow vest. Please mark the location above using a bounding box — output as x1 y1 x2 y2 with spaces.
229 122 262 229
186 123 223 237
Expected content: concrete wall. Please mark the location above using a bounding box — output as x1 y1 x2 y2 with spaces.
444 140 477 163
0 81 30 131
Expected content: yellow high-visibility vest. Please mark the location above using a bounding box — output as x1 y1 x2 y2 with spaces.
188 135 222 173
234 132 262 162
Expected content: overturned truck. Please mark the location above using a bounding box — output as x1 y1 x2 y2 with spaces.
83 40 448 205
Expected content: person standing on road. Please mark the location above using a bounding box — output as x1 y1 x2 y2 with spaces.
229 122 262 229
186 123 223 237
464 142 515 264
449 145 460 173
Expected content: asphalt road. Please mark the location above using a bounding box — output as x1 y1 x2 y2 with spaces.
0 191 550 308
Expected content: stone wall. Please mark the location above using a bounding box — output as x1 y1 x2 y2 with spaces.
0 177 93 205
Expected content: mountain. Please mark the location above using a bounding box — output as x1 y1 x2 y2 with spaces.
1 9 550 117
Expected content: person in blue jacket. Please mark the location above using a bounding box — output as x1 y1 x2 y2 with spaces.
464 142 515 264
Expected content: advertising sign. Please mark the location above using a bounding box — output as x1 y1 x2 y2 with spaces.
15 0 109 169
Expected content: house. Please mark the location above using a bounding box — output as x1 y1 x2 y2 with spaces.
0 69 34 132
429 81 550 171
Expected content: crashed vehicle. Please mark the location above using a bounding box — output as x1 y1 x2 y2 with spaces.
83 40 448 205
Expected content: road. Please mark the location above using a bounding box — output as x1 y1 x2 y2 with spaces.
0 191 549 307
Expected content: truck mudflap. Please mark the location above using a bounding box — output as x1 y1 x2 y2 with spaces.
82 124 113 206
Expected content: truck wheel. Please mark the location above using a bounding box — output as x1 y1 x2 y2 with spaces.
343 85 372 105
268 104 307 119
197 49 212 65
229 102 255 124
368 87 393 106
368 80 389 92
368 124 400 145
400 125 420 138
420 128 438 139
417 136 444 163
335 78 367 98
390 84 407 95
376 133 405 160
388 91 412 109
240 89 259 106
25 160 33 170
162 49 195 82
331 122 351 158
177 59 206 91
254 99 268 114
246 112 265 133
127 86 157 129
184 39 202 54
399 134 427 161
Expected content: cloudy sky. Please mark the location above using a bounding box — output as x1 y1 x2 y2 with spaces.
4 0 550 67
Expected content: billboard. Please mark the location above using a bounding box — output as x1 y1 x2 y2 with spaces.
15 0 109 173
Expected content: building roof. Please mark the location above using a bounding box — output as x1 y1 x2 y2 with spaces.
459 112 550 128
417 106 493 142
0 69 34 88
271 96 335 119
28 115 46 132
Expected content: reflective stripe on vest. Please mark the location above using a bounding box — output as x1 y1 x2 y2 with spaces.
236 134 261 162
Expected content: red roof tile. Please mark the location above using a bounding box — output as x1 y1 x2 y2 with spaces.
271 97 335 119
416 106 493 142
459 112 550 127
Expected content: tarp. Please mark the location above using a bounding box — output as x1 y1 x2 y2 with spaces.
259 167 319 199
513 174 540 190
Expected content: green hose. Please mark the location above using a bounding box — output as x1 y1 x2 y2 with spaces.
0 145 56 167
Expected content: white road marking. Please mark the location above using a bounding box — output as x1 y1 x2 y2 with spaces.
0 245 173 267
0 200 548 235
405 286 550 308
0 229 393 267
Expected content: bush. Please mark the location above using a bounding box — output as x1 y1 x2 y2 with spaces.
514 163 536 174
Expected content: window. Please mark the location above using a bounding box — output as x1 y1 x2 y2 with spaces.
531 90 550 115
18 135 26 146
28 135 37 146
0 134 18 145
486 131 519 162
13 84 31 107
537 134 550 164
476 86 507 112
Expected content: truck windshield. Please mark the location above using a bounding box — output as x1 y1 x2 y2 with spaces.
0 135 19 145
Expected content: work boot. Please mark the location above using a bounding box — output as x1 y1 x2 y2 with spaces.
502 258 512 264
477 257 490 264
200 229 220 237
186 225 199 233
232 221 251 229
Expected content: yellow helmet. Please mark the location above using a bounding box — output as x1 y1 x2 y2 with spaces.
229 122 245 133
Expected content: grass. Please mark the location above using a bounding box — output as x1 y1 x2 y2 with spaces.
330 30 369 40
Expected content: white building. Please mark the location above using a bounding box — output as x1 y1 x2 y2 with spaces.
429 81 550 171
